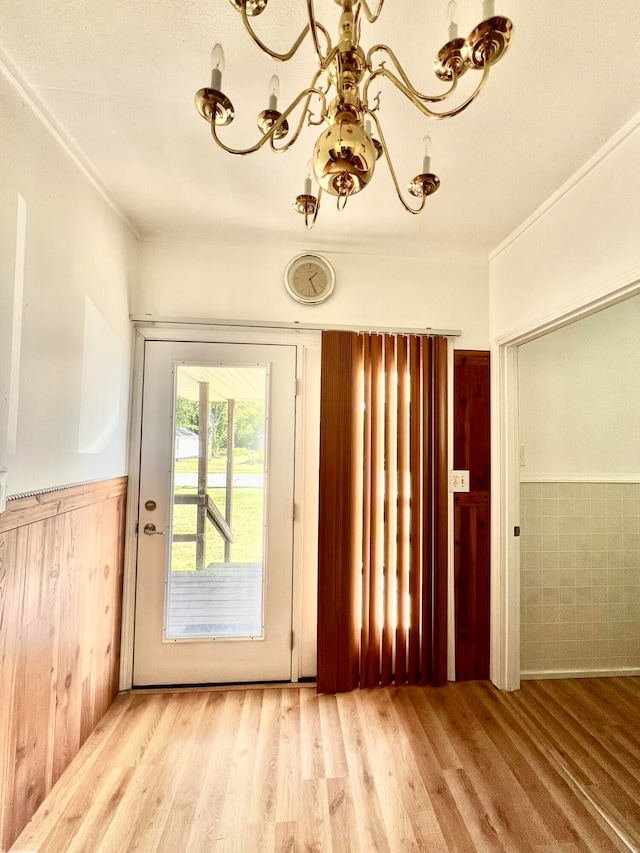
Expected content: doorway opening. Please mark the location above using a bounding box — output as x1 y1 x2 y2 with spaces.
493 284 640 691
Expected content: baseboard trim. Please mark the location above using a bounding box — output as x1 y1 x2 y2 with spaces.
129 681 317 694
521 667 640 681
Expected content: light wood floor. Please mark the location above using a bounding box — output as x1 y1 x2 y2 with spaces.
10 678 640 853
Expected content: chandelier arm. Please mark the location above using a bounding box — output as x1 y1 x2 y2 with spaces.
305 0 333 66
317 44 339 74
270 71 327 153
367 112 427 215
210 87 327 155
360 0 386 24
366 45 459 103
240 5 331 63
365 63 490 120
304 187 323 230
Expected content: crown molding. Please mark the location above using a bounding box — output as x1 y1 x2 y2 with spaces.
489 111 640 263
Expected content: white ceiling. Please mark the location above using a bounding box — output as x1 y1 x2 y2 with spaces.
2 1 640 257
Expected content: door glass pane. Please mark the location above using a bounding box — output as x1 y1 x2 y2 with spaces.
166 364 268 640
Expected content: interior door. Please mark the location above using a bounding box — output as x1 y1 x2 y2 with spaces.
133 340 297 686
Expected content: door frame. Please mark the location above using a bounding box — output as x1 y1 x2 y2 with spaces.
490 278 640 692
120 324 322 691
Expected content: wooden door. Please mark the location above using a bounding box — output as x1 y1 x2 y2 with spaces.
453 350 491 680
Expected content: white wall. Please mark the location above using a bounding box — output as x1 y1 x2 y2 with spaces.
134 241 490 350
133 240 489 679
488 113 640 690
0 68 135 497
518 296 640 479
490 115 640 342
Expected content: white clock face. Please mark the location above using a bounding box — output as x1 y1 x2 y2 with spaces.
285 254 335 304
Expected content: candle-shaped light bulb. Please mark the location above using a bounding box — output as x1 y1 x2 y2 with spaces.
365 119 372 136
422 135 433 175
447 1 458 41
268 75 280 111
482 0 495 20
304 160 313 196
210 43 225 90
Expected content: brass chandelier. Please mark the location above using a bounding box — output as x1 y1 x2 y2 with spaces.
195 0 513 229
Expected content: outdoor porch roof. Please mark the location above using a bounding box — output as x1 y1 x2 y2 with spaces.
177 365 267 403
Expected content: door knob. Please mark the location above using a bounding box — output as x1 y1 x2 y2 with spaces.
143 523 166 536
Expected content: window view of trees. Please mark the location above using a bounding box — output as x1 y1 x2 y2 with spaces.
175 398 265 458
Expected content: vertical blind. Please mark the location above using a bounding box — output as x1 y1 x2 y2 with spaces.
317 331 448 693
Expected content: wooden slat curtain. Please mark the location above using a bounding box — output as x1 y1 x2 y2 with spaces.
317 331 448 693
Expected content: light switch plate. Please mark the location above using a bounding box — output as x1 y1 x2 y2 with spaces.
449 470 470 492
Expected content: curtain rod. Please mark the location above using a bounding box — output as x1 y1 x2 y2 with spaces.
130 316 462 337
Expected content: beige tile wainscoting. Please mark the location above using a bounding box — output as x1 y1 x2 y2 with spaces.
520 481 640 677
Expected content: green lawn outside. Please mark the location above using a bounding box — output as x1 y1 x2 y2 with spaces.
170 487 264 572
174 450 264 476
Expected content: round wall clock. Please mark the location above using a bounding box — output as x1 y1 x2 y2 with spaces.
284 253 335 305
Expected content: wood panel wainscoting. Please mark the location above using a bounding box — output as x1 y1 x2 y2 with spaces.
0 476 127 852
10 677 640 852
454 350 491 681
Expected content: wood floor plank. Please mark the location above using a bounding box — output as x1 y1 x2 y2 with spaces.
442 767 508 853
406 686 463 771
214 688 265 843
595 781 640 844
248 688 282 824
487 687 631 853
184 690 247 850
353 690 423 852
467 682 600 848
326 777 358 853
275 688 302 824
318 693 349 779
155 691 228 852
9 679 640 853
299 778 333 851
300 687 326 780
389 688 477 853
273 821 297 852
511 679 640 851
335 690 392 853
430 685 551 852
512 686 604 787
539 679 640 785
521 681 640 789
214 820 276 853
360 689 450 852
63 767 136 853
94 692 209 851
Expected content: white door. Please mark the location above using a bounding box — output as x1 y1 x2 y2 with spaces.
133 340 297 686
